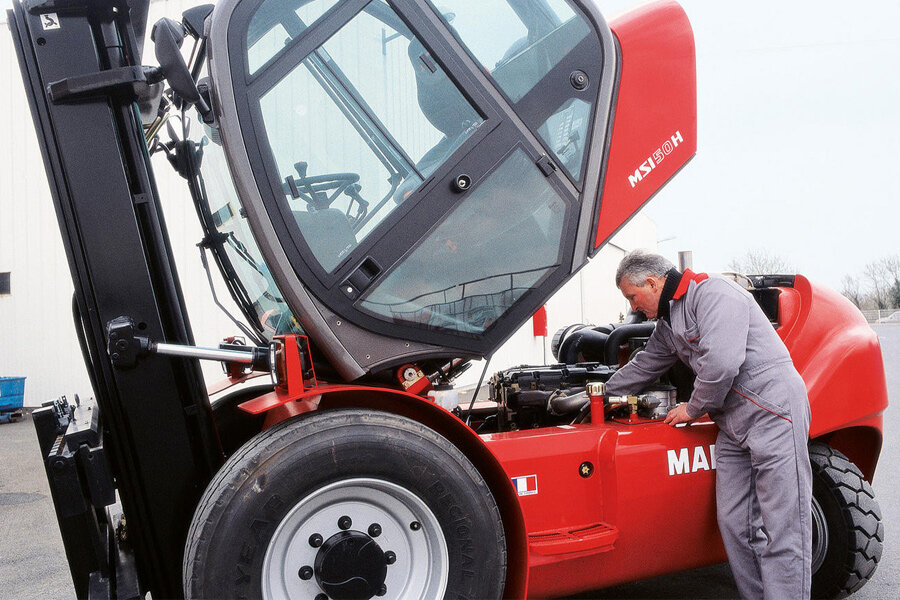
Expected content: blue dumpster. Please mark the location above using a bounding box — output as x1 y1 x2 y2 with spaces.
0 377 26 423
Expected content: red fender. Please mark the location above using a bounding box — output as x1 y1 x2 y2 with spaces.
777 276 887 481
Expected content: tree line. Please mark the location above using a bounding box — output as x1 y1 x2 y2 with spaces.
841 256 900 310
723 250 898 311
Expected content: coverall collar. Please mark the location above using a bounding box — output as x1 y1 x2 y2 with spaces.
658 268 710 323
657 268 683 323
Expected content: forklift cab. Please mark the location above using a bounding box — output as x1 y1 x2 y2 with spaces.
192 0 646 379
180 0 698 380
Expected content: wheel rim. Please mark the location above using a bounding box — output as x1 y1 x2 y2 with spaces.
811 495 829 574
262 478 449 600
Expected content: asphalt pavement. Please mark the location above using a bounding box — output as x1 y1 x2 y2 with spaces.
1 324 898 600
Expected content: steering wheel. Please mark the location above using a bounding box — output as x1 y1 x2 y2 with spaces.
284 162 369 227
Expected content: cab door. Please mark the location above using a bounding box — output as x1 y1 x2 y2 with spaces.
212 0 621 360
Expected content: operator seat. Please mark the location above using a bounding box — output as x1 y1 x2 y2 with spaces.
394 37 475 201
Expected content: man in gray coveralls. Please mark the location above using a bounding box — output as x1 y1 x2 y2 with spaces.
605 250 813 600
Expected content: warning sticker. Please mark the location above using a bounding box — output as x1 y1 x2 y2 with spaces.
511 475 538 496
41 13 60 30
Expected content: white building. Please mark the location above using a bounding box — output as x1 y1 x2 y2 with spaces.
0 1 657 406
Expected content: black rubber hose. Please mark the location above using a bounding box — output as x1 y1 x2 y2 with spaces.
603 322 657 365
548 390 589 415
552 323 587 361
561 329 610 364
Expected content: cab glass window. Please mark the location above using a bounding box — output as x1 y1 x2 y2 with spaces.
359 149 568 334
188 116 301 338
536 97 591 180
247 0 339 75
430 0 591 102
257 1 483 273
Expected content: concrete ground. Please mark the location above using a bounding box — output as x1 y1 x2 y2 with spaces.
1 324 897 599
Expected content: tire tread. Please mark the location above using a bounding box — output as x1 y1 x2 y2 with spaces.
809 442 883 598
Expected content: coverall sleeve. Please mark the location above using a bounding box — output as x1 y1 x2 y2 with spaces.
684 282 751 419
605 325 678 396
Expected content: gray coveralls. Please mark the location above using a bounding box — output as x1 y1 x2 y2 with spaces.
606 274 812 600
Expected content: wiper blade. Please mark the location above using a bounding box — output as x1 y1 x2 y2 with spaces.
179 132 268 345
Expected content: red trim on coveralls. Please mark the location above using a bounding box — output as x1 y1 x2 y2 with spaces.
731 387 793 423
672 268 709 300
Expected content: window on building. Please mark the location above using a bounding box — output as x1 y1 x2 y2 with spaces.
0 272 10 296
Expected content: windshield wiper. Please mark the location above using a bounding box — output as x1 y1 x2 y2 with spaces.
179 133 268 346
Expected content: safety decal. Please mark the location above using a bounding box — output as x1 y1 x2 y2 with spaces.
512 475 538 496
41 13 60 30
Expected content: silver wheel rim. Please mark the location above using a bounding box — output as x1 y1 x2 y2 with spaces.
811 495 829 573
262 478 449 600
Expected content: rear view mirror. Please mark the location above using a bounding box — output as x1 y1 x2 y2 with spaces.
151 17 212 121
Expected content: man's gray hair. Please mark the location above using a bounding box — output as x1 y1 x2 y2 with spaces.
615 249 674 287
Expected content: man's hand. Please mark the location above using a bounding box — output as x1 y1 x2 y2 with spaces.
664 403 697 427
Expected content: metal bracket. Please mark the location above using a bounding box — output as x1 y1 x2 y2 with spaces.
106 317 151 369
47 65 163 103
536 155 558 177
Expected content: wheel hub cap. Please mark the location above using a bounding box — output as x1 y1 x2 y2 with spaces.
261 478 449 600
315 531 387 600
810 496 829 573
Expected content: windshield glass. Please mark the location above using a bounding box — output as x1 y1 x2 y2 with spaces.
359 148 568 334
185 109 301 341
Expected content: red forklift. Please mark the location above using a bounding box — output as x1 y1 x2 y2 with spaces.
8 0 886 598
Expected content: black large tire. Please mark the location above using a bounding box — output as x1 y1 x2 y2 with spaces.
184 409 506 600
810 443 883 599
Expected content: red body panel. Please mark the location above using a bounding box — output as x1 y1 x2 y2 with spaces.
775 276 888 446
484 419 723 596
775 276 887 480
594 1 697 249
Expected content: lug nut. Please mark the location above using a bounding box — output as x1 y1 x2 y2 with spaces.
298 566 313 580
376 584 387 596
385 551 396 565
368 523 382 537
409 521 421 531
338 516 352 530
309 533 323 548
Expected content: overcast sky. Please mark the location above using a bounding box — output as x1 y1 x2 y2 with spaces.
598 0 900 290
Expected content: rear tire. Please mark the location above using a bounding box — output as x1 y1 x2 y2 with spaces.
184 409 506 600
809 443 883 599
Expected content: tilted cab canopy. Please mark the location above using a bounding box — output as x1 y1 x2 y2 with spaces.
204 0 696 379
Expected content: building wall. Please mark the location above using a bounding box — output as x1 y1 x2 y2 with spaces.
0 1 657 406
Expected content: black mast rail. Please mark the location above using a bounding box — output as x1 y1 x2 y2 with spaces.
9 0 222 597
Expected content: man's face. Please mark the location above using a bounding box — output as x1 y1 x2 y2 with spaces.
619 276 664 319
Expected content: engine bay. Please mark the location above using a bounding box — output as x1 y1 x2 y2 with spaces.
459 320 696 434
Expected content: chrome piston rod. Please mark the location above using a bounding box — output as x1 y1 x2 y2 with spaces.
153 342 255 364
